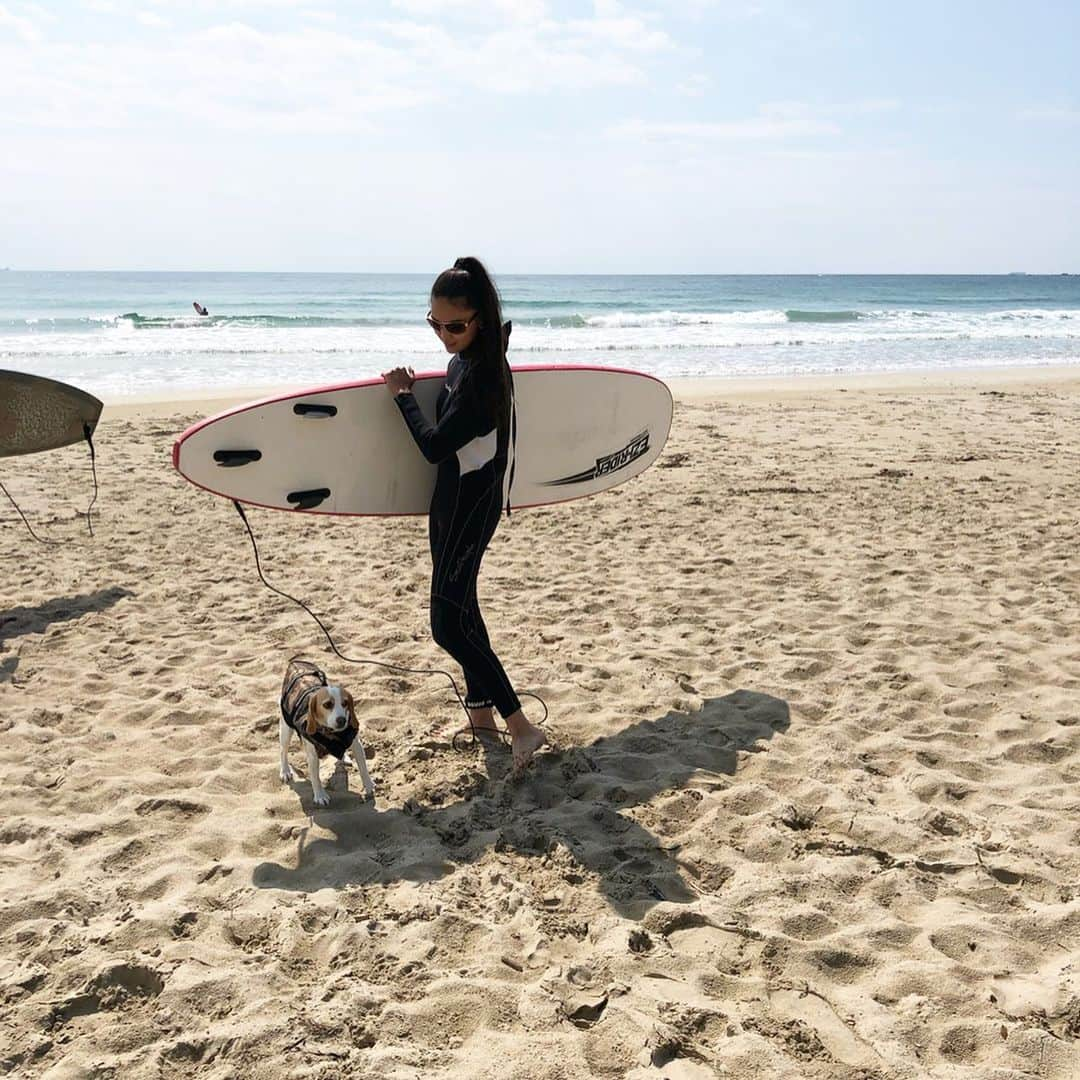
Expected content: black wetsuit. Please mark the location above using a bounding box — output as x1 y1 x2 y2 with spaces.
394 354 520 718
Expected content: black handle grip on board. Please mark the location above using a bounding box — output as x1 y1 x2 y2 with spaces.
214 449 262 467
287 488 331 510
293 403 338 418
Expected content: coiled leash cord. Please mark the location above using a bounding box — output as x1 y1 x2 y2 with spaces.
0 479 60 546
231 499 548 751
0 425 99 544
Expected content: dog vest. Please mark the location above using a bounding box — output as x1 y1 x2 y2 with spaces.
280 658 356 760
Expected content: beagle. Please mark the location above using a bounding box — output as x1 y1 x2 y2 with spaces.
279 658 374 806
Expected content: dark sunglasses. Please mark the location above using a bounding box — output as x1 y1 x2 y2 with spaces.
426 310 480 336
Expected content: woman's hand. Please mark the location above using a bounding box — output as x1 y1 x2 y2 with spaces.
382 366 415 396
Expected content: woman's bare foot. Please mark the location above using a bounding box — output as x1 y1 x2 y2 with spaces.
505 710 547 773
511 726 547 773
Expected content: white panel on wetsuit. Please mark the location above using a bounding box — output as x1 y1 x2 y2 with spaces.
457 428 497 476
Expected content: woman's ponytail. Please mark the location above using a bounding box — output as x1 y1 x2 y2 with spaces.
431 257 510 427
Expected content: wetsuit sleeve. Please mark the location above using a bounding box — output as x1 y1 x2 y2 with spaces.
394 385 491 464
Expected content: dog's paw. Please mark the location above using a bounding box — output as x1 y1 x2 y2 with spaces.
279 763 297 783
311 789 331 807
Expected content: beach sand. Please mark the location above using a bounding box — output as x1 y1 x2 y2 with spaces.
2 367 1078 1078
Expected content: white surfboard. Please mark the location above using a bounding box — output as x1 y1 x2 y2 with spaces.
172 365 672 515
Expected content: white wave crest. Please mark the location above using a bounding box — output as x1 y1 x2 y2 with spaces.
583 309 787 328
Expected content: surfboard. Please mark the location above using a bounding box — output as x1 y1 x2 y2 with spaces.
172 365 673 515
0 370 103 459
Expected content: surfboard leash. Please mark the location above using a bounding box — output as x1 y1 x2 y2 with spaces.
0 426 98 545
83 423 99 538
230 499 548 752
0 479 62 545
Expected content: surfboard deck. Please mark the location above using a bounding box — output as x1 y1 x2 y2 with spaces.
0 370 104 459
172 365 673 515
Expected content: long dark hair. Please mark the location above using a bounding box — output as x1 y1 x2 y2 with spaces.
431 256 509 424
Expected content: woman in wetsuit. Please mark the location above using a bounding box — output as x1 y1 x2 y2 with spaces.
382 257 546 772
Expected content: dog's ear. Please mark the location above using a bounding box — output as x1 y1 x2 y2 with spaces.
305 691 322 737
343 690 359 735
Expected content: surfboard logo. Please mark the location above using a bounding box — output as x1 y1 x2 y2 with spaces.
542 430 650 486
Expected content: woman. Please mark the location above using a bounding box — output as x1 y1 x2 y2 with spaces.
382 257 546 773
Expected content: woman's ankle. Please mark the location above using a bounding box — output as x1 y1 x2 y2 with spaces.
504 710 534 736
468 706 498 730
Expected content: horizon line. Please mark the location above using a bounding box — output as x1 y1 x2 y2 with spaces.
2 268 1075 277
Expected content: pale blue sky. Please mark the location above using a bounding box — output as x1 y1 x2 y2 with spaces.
2 0 1077 272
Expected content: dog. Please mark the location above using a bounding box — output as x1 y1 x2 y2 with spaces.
279 658 374 806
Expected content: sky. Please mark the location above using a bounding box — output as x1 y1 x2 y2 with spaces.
1 0 1078 273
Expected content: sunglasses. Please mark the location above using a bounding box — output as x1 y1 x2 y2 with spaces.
426 310 480 336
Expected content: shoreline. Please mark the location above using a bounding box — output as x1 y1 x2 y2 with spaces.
101 361 1080 419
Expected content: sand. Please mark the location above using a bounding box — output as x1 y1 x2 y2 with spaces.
1 366 1078 1078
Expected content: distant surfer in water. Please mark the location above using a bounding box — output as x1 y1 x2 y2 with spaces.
382 257 547 773
193 301 209 316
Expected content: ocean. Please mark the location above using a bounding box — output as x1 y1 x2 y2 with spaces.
1 271 1078 398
